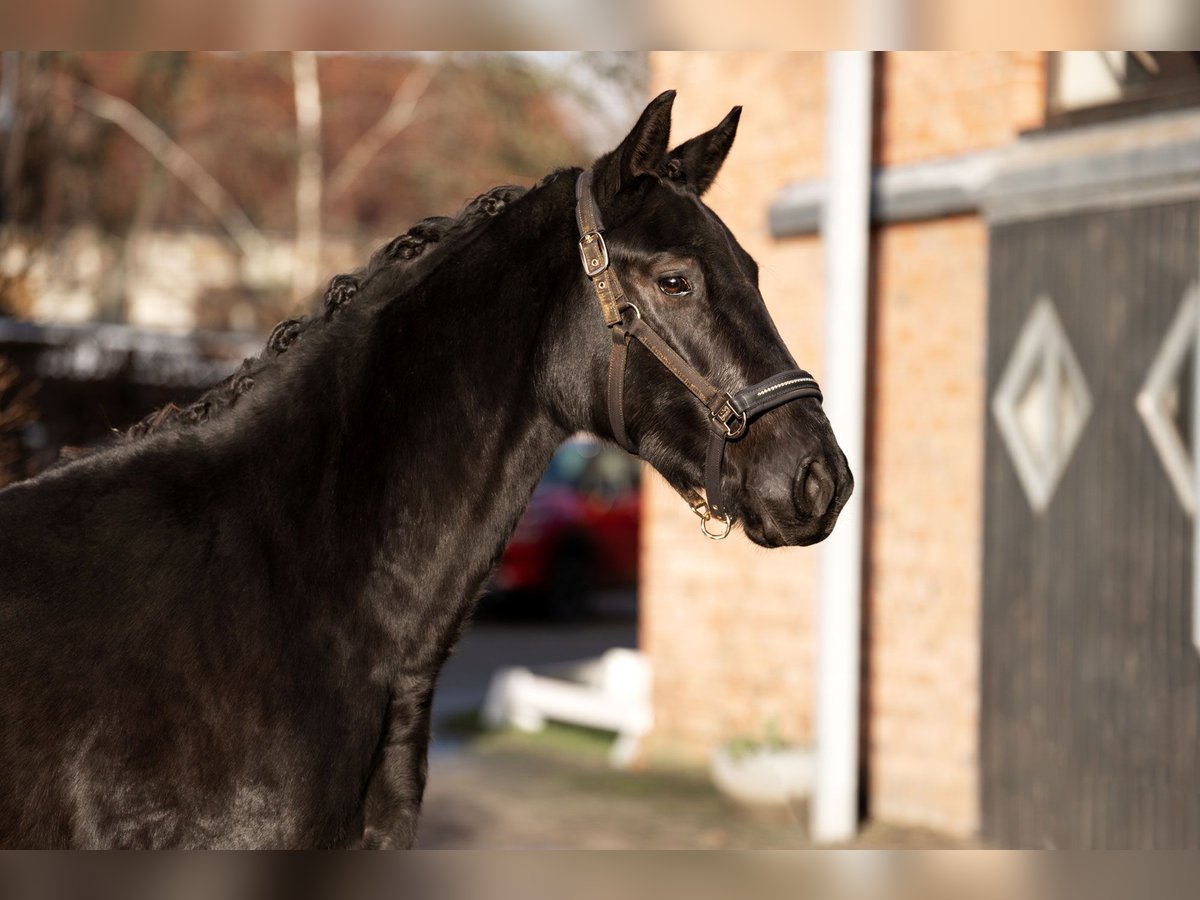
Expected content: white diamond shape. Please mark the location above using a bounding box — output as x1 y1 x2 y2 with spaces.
993 297 1093 513
1137 284 1199 515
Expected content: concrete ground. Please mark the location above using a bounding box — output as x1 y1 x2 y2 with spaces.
419 725 965 849
419 725 811 849
426 595 782 849
422 600 963 849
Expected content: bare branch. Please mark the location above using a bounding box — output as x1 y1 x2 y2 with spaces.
291 51 323 302
0 355 36 488
53 76 268 261
327 65 437 201
0 363 35 431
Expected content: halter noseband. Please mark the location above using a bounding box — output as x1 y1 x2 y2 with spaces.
575 169 824 540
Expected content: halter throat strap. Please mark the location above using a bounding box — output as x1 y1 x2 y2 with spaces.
574 169 823 539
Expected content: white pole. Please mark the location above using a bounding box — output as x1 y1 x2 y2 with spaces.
1192 287 1200 654
813 51 874 844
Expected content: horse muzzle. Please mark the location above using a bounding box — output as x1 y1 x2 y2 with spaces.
737 442 853 548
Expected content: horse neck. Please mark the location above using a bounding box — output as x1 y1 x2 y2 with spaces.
224 173 590 648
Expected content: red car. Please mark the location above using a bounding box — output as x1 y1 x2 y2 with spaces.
489 438 640 616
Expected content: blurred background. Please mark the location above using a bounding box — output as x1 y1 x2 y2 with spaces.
4 51 1200 848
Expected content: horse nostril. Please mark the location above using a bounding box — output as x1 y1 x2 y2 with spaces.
795 457 835 520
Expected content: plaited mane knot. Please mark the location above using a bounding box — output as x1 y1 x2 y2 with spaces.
323 275 359 320
268 319 304 355
408 219 452 243
474 185 525 217
382 234 424 261
127 402 180 439
181 400 212 425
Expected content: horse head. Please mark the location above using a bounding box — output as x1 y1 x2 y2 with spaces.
573 90 853 547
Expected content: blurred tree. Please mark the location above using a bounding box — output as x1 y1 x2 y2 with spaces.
0 356 36 489
291 51 322 304
0 52 606 330
326 63 437 202
0 53 80 317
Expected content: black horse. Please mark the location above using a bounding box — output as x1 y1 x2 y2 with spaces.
0 91 851 848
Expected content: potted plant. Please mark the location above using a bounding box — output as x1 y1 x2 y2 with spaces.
709 722 815 807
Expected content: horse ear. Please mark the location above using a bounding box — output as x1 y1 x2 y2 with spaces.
662 106 741 196
592 89 676 199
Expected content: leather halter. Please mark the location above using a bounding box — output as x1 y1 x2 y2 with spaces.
575 169 824 539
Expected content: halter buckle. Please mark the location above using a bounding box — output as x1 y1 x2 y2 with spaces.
710 398 747 439
579 231 609 278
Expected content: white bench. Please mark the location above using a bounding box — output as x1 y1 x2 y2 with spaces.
481 648 653 768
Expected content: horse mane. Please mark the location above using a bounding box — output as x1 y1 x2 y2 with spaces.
123 182 537 444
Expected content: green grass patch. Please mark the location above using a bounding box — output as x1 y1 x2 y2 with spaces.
479 719 615 761
437 707 488 736
436 706 616 760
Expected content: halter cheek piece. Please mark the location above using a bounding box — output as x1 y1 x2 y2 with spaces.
575 169 824 540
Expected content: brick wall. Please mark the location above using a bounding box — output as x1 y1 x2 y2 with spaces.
640 51 1046 837
641 52 827 762
876 52 1046 166
866 215 988 834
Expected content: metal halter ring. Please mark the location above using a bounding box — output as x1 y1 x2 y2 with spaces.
690 498 733 540
619 301 641 320
701 513 733 540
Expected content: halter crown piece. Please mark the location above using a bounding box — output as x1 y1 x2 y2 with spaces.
574 169 824 540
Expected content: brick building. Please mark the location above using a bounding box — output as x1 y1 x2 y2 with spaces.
639 52 1200 846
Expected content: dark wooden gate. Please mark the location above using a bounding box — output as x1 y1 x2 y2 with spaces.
982 200 1200 847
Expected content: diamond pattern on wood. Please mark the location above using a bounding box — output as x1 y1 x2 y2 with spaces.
1137 284 1200 516
992 297 1092 513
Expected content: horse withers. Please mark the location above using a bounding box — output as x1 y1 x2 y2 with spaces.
0 91 851 848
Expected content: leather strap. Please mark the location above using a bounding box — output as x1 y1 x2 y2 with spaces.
624 316 723 411
705 432 727 518
607 325 635 452
704 371 822 519
573 168 824 536
575 171 625 327
730 371 821 418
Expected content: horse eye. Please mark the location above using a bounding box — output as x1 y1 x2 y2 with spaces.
657 276 693 296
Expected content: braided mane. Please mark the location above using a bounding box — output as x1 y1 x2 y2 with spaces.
125 183 533 443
